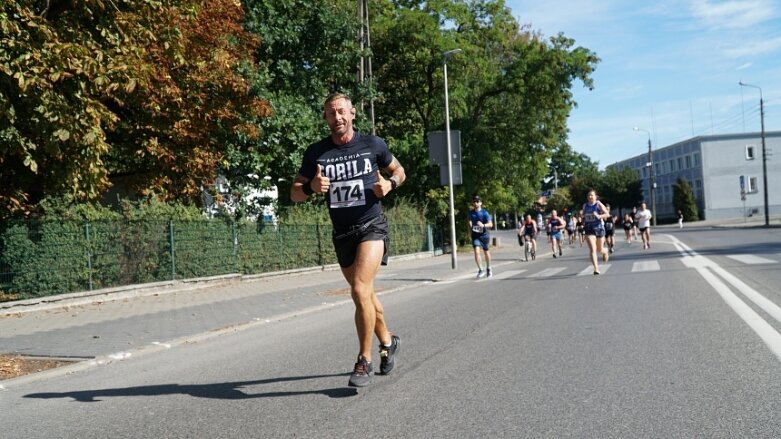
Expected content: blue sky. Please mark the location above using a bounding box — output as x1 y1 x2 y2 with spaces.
505 0 781 168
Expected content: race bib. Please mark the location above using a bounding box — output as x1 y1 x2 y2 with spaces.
329 179 366 208
584 213 597 222
472 225 485 234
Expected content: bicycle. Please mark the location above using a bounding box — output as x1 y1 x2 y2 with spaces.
519 234 536 262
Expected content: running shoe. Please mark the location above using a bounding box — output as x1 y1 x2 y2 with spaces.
486 268 493 278
477 270 485 278
559 249 563 256
552 254 557 259
609 247 614 254
379 335 400 375
348 355 374 387
593 271 600 275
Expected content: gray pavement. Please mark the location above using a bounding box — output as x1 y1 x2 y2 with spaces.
1 214 777 387
0 237 525 386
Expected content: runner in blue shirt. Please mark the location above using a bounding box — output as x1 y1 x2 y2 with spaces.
468 195 493 278
548 210 565 258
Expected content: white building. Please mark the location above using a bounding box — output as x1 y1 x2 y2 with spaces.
202 174 278 223
610 131 781 221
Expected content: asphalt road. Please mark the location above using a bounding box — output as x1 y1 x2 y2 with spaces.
3 225 781 438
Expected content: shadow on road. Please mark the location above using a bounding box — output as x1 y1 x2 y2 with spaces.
24 373 357 402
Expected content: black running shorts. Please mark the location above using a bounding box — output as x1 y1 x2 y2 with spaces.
332 215 389 268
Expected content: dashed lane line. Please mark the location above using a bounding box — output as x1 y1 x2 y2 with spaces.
726 254 777 265
632 260 661 272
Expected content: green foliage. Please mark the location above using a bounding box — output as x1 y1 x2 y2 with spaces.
599 166 643 211
234 0 362 191
673 178 699 221
0 196 432 299
1 0 270 218
545 187 573 215
2 0 603 246
119 198 206 221
369 1 598 220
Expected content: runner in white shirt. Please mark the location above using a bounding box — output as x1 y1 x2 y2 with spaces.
634 202 653 249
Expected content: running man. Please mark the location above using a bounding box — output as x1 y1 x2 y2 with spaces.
635 202 653 249
291 93 403 387
468 195 493 278
548 210 565 258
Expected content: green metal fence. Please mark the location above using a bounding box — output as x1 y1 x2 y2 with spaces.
0 219 435 301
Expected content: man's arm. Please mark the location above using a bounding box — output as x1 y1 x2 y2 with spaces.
290 174 311 203
291 164 330 202
483 213 493 229
373 157 406 198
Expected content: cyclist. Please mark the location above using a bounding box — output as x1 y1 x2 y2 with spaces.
548 210 565 258
518 214 538 259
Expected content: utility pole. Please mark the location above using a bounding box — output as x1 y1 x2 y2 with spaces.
634 127 657 226
357 0 376 135
740 81 769 226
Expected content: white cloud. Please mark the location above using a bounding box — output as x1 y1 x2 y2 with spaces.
720 36 781 58
688 0 778 29
737 62 753 70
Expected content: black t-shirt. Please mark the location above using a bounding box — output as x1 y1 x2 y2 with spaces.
299 132 394 231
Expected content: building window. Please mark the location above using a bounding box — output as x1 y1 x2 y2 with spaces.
655 163 660 176
670 159 676 172
748 177 758 193
746 145 756 160
693 152 700 166
641 167 647 178
685 155 692 169
677 157 684 171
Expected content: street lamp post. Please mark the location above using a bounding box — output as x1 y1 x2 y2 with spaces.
634 127 657 226
739 81 770 226
443 49 461 269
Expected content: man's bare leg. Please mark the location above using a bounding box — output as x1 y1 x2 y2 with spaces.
341 240 389 362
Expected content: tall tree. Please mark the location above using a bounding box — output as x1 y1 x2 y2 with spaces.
369 0 598 219
673 177 699 221
106 0 270 200
235 0 362 205
600 166 643 212
1 0 269 218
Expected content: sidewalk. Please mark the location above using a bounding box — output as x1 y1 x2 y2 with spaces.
0 233 523 385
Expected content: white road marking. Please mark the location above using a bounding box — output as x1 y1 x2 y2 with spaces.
632 260 661 272
667 234 781 362
578 264 612 276
529 267 567 278
726 255 777 265
489 269 526 280
697 267 781 362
